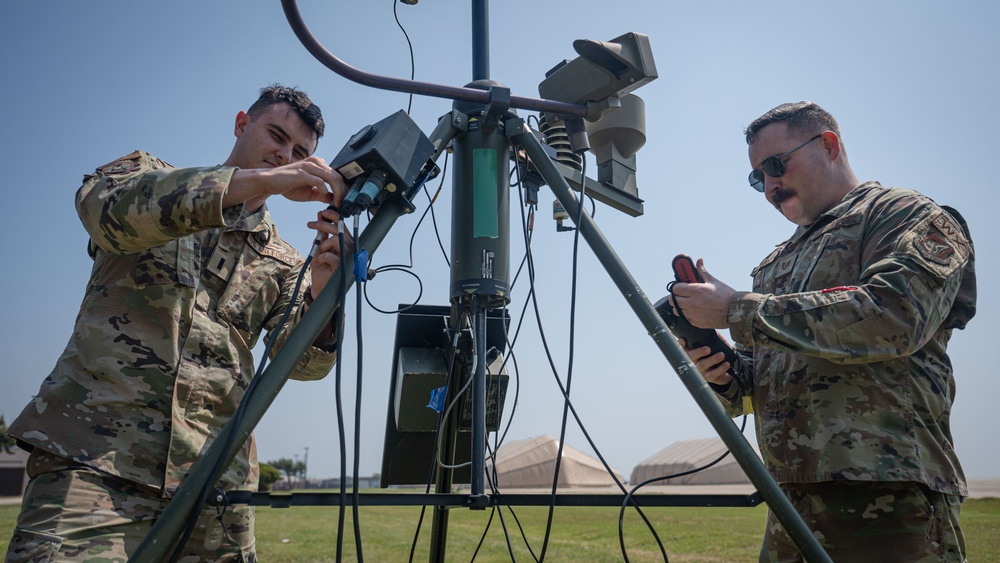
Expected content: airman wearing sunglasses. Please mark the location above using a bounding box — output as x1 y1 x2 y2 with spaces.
670 101 976 562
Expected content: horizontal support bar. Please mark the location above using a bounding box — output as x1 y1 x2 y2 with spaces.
228 491 764 509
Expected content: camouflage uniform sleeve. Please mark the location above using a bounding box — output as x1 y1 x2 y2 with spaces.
76 150 238 254
728 195 972 364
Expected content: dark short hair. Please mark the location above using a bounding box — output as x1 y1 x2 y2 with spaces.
744 101 841 145
247 84 325 140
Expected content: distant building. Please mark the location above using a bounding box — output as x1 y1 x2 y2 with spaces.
487 435 625 489
630 437 759 485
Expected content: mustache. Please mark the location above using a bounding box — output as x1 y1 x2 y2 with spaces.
771 188 794 206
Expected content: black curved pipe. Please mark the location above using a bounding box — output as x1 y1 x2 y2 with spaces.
280 0 588 118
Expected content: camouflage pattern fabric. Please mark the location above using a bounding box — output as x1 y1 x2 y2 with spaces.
5 449 255 562
8 150 336 499
715 182 974 497
760 481 965 562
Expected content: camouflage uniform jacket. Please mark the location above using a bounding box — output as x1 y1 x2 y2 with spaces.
716 181 975 497
9 150 336 497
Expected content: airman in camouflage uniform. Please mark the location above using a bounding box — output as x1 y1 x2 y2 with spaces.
671 102 975 562
4 85 350 562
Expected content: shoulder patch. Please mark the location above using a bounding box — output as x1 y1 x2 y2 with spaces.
920 212 970 265
94 151 174 176
901 210 971 276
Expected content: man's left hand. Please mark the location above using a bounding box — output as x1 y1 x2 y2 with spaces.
307 208 354 299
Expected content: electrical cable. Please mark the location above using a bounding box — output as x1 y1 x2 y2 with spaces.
362 152 449 315
615 364 750 563
485 340 534 561
476 465 523 563
363 266 424 314
470 504 500 561
510 153 667 561
333 222 350 562
423 154 452 267
457 296 529 559
416 305 525 560
392 0 416 115
351 217 366 561
362 0 446 313
490 328 520 459
536 155 590 562
507 164 538 355
509 141 535 296
504 504 539 563
508 145 579 559
434 324 478 471
615 414 750 563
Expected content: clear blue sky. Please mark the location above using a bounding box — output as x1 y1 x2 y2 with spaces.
1 1 997 485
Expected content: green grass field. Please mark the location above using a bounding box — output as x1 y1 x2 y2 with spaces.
2 497 998 561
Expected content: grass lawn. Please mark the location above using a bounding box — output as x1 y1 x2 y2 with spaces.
1 496 997 561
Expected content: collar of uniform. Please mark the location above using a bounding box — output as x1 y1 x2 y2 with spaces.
789 181 882 242
224 202 270 234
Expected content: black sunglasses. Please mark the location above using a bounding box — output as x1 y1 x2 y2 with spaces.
748 134 822 192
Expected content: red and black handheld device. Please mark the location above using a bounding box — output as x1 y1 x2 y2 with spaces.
654 254 744 379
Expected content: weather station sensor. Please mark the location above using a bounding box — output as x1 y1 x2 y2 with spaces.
538 32 657 119
585 93 646 199
535 32 657 216
329 110 436 215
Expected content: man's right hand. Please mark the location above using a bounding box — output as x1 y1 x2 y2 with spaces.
225 156 348 211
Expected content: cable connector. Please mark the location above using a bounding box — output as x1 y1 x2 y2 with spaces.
553 198 575 232
340 170 388 217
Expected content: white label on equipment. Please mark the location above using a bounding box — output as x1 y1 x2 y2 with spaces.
339 161 365 179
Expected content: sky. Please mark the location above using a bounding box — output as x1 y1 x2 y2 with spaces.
1 0 998 491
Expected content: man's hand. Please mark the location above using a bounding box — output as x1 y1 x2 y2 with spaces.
668 258 735 330
680 338 734 386
306 208 354 300
269 156 347 203
226 156 348 211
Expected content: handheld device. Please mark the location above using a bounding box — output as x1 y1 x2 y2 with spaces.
654 254 745 382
